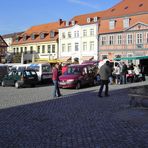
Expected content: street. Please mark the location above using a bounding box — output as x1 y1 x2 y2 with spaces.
0 81 148 147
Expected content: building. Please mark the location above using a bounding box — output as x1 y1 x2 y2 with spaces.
12 19 65 63
58 11 106 63
98 0 148 61
2 32 24 53
0 35 8 63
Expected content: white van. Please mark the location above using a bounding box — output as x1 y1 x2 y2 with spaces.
27 63 52 82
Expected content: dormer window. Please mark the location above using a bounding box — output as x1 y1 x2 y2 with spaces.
87 18 91 23
23 35 27 41
139 3 143 7
40 33 45 39
124 6 128 10
50 31 55 38
71 20 75 26
123 17 130 28
109 19 115 30
94 17 98 22
31 34 35 40
111 8 115 12
15 36 19 42
66 21 69 26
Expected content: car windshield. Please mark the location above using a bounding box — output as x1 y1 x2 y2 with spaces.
42 65 51 72
65 67 81 75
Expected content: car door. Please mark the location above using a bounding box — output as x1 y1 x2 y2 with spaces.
81 67 89 85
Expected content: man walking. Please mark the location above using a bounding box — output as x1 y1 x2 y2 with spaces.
52 63 62 98
98 60 112 97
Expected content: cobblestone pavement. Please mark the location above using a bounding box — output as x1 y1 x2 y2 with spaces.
0 81 148 148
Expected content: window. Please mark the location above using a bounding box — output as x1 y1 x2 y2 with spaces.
62 44 66 52
75 43 79 51
68 32 71 38
37 46 40 53
102 55 108 60
90 41 94 51
136 33 143 44
74 31 79 38
83 42 87 51
72 20 75 25
62 32 65 38
13 48 15 54
17 48 19 53
31 34 35 40
50 31 55 38
109 35 114 45
20 47 23 53
109 20 115 30
83 30 87 37
87 18 91 23
15 37 19 42
42 45 45 53
23 35 27 41
117 34 122 45
90 29 94 36
123 18 130 28
30 46 33 54
47 45 51 53
101 36 106 45
52 45 55 53
127 34 133 44
24 47 27 54
146 33 148 44
40 33 45 39
94 17 98 22
68 43 71 52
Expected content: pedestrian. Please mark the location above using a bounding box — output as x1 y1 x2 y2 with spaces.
114 64 121 84
98 60 112 97
120 62 128 84
52 63 62 98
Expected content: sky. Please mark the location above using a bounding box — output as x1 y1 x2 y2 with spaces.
0 0 121 35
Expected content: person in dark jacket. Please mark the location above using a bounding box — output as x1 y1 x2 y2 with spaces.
120 62 128 84
98 61 112 97
52 63 62 98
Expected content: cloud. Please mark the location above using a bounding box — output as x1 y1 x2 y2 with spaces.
67 0 100 9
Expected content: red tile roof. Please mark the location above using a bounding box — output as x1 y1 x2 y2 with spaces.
12 20 65 45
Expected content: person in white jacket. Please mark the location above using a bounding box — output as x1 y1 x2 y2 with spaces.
114 64 121 84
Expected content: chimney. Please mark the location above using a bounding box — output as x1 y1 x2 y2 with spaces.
59 19 63 26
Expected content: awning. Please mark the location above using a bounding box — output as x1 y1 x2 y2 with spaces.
35 58 61 63
81 56 94 61
59 56 72 62
114 56 148 61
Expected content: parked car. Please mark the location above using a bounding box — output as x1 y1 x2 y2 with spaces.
59 64 98 89
1 69 38 88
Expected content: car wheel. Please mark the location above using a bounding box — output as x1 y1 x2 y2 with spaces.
1 81 5 87
76 82 81 89
15 82 20 89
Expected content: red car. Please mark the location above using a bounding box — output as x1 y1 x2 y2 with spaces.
59 64 98 89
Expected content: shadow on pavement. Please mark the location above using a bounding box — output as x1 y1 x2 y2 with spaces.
0 88 148 147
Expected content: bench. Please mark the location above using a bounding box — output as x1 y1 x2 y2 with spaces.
128 85 148 107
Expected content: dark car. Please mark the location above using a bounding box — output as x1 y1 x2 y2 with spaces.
59 64 98 89
0 64 9 84
1 69 38 88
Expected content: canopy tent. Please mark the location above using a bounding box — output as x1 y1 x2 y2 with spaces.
114 56 148 61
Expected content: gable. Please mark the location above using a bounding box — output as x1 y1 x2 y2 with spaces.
124 22 148 32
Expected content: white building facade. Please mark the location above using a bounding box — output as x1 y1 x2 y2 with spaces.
59 23 99 63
